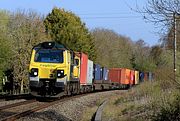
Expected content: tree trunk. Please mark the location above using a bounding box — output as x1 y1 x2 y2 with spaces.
20 79 24 93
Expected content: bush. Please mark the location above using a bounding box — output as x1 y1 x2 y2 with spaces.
151 93 180 121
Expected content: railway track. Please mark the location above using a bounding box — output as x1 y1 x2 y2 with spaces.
0 99 40 121
0 93 92 121
0 99 37 111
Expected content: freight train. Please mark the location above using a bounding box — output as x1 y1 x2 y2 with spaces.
29 41 154 97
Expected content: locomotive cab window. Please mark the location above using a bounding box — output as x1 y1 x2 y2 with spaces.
34 49 64 63
75 59 79 66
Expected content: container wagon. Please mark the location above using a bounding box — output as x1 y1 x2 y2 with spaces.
108 68 131 89
93 64 109 90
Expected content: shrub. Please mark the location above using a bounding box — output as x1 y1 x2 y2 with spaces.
151 93 180 121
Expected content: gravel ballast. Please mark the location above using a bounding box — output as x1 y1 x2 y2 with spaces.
17 90 125 121
0 99 26 107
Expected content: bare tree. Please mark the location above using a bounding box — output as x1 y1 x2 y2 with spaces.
137 0 180 47
139 0 180 26
138 0 180 84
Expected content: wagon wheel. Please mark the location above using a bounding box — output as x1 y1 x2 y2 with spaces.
67 84 72 96
76 82 80 94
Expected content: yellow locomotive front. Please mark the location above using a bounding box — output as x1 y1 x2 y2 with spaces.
29 42 74 96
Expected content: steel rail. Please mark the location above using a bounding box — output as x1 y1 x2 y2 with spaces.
0 99 36 111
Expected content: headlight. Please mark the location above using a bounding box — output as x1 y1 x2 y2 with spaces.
57 73 61 77
34 72 38 76
57 70 64 78
31 68 38 77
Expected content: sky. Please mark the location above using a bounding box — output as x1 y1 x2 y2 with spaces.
0 0 160 46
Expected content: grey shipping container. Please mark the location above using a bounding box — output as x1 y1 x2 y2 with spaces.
87 60 93 85
148 72 153 81
102 67 109 81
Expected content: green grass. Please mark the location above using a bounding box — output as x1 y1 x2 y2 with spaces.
80 97 105 121
102 78 180 121
80 106 98 121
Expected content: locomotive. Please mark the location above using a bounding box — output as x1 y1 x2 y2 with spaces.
29 42 80 96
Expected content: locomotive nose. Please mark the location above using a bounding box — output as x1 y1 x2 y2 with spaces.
49 69 55 78
49 73 54 78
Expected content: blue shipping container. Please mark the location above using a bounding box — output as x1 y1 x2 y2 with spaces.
94 64 102 80
139 72 144 82
102 67 109 81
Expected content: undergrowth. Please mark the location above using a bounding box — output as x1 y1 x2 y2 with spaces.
103 77 180 121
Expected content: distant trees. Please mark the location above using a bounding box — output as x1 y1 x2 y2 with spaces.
91 28 133 68
150 45 163 66
44 8 96 60
91 28 158 72
133 39 157 71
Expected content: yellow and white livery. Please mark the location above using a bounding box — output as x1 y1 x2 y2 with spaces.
29 42 79 97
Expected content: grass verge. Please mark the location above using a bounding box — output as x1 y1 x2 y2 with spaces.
102 79 180 121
